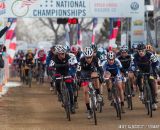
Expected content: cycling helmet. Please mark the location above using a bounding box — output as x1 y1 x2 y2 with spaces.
137 43 146 50
107 51 115 60
90 44 97 51
27 49 32 53
64 44 70 52
55 45 66 53
108 46 113 52
97 47 104 53
146 44 153 51
132 43 138 49
68 56 78 65
120 45 128 52
83 47 94 57
70 45 78 53
51 45 55 50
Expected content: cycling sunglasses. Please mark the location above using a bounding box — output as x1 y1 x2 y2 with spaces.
108 59 114 61
86 56 93 59
59 53 65 55
138 49 145 52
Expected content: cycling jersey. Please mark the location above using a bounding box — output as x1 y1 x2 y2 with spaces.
103 58 122 77
25 53 34 65
118 55 132 70
133 51 159 73
77 56 103 78
46 50 54 66
53 54 70 76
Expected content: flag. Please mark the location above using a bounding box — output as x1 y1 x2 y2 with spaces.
21 0 37 7
77 24 82 46
5 19 17 65
92 18 98 28
91 18 98 45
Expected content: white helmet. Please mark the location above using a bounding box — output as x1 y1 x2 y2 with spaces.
68 56 78 65
97 47 104 53
83 47 94 57
55 45 66 53
120 45 128 52
107 51 115 60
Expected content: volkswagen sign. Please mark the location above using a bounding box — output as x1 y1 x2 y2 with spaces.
130 2 139 11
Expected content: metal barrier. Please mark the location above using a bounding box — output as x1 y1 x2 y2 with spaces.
0 55 9 94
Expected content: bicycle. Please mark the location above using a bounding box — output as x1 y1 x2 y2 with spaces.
105 77 122 120
55 74 73 121
124 71 133 110
48 67 57 94
24 64 33 88
80 76 100 125
139 72 154 118
38 61 45 84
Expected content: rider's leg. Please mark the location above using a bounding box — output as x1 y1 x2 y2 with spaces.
128 72 136 95
137 74 144 100
116 78 125 113
82 83 92 118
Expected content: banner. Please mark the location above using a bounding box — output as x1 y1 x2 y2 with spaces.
121 33 127 46
2 0 144 18
131 17 145 45
0 18 5 44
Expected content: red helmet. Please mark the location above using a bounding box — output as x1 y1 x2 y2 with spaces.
70 45 78 53
108 46 113 51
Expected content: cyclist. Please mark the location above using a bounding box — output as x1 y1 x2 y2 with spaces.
52 45 75 114
103 51 125 113
17 50 25 78
46 46 56 91
118 45 136 96
68 52 78 108
24 49 34 84
35 46 46 77
97 47 107 64
77 47 104 119
133 43 159 110
70 45 82 62
131 43 138 54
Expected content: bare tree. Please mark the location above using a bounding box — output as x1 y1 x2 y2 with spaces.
39 18 93 45
39 18 64 45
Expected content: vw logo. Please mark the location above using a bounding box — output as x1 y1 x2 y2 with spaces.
130 2 139 11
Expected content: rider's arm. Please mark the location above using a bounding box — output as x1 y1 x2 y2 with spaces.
150 53 159 74
97 58 104 75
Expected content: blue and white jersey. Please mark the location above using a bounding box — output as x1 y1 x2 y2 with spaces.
103 58 122 77
68 53 78 76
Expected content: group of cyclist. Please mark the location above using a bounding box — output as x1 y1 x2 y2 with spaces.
14 46 48 84
46 42 160 119
14 42 160 120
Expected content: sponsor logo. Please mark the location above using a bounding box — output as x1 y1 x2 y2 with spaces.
11 0 29 17
0 1 6 15
130 2 139 11
133 20 143 26
133 30 144 36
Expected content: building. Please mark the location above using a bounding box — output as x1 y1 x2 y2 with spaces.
153 0 160 48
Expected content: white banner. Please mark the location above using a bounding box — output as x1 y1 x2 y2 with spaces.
121 33 127 46
0 0 144 18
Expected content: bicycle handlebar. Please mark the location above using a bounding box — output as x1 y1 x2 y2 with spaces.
80 76 99 81
56 75 72 80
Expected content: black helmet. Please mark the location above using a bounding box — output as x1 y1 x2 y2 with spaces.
137 43 145 50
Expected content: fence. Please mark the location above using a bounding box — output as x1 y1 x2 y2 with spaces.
0 55 9 95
